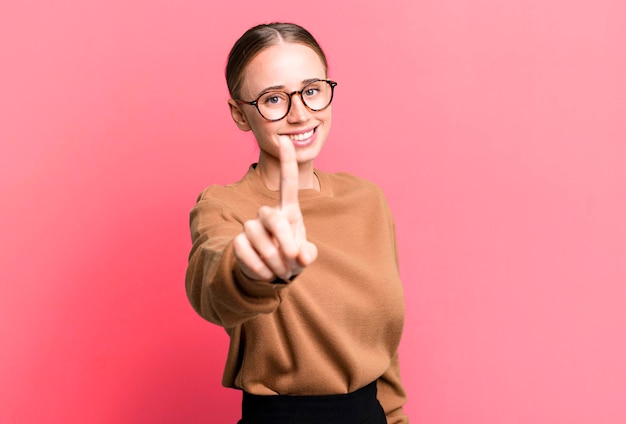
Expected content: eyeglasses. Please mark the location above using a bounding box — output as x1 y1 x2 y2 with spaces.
235 79 337 122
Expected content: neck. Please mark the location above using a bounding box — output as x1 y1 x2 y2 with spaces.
256 155 319 191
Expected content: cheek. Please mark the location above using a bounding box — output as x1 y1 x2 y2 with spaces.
249 118 280 143
245 109 267 131
319 108 332 129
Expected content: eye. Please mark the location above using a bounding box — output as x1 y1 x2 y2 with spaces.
266 96 280 104
304 87 319 97
303 82 324 98
261 92 287 106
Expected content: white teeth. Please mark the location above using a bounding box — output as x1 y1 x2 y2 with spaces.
289 129 314 141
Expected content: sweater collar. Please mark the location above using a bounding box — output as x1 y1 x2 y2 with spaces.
243 164 333 201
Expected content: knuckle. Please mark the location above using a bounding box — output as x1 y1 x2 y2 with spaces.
232 233 247 253
272 216 289 233
259 245 280 263
243 219 258 234
258 206 275 219
233 233 244 248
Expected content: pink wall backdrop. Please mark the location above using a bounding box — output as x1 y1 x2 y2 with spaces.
1 0 625 423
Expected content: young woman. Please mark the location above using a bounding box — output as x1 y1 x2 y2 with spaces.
186 22 409 424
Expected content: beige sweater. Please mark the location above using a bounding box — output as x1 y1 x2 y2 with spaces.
186 166 409 423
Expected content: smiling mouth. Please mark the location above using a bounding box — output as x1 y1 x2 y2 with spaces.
288 128 315 141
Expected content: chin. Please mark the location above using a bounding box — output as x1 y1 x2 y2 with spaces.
296 142 324 164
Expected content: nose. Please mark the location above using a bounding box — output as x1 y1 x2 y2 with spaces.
286 92 310 123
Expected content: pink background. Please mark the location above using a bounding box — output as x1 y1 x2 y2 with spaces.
1 0 625 423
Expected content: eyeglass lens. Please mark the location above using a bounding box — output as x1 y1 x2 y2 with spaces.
257 80 334 121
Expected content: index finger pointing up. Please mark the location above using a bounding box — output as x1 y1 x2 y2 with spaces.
279 138 299 210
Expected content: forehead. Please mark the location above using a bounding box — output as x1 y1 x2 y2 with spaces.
241 43 327 95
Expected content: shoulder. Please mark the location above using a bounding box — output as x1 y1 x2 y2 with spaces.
190 167 265 224
316 170 394 221
195 166 260 204
196 181 244 203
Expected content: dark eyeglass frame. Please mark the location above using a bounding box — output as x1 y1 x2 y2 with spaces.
234 79 338 122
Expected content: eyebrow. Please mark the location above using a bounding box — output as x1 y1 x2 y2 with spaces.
258 78 322 95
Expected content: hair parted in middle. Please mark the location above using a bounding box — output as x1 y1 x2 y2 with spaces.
225 22 329 99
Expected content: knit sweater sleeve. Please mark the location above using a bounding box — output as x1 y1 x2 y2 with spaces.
185 188 289 329
377 351 409 423
377 194 409 423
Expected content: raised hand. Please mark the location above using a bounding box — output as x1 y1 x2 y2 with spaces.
233 139 318 282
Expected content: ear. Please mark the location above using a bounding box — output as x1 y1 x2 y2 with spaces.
228 99 251 132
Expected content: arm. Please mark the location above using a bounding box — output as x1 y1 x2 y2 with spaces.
185 138 317 329
377 351 409 424
185 200 287 328
378 199 409 423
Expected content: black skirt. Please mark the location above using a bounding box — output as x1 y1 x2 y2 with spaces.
238 381 386 424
